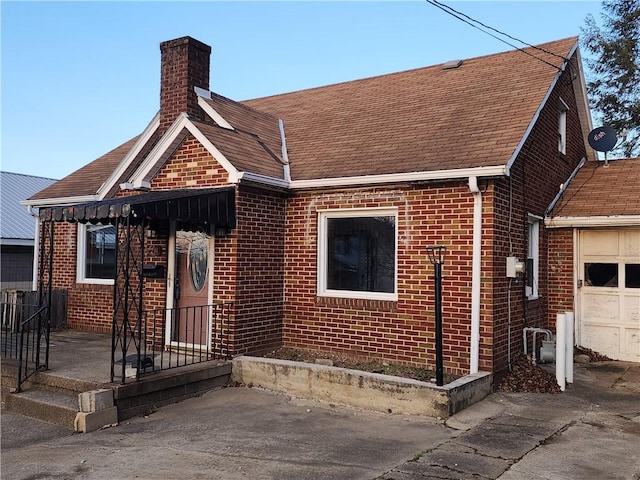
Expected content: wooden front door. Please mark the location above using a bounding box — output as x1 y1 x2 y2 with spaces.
171 228 212 349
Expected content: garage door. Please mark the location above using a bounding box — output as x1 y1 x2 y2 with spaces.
578 229 640 362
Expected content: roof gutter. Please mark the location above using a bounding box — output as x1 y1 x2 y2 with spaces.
289 165 507 190
545 215 640 229
544 157 586 216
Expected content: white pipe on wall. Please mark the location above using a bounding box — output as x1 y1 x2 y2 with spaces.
468 176 482 374
556 313 567 391
565 311 574 384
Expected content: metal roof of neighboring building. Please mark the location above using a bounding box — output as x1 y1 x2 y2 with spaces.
1 171 57 244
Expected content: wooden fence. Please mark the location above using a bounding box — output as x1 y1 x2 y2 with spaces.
0 289 67 331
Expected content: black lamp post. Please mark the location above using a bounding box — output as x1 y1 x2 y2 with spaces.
427 245 446 386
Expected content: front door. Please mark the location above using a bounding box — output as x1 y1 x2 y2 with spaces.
169 227 212 349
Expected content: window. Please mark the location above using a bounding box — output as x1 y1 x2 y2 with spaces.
558 99 569 154
526 215 540 299
77 223 116 284
318 209 397 300
584 263 618 287
625 264 640 288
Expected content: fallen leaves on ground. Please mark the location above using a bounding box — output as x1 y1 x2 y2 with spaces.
498 354 562 394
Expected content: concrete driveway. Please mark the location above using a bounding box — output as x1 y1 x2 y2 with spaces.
2 361 639 480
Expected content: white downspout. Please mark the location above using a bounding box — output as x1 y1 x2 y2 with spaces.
27 205 39 291
468 176 482 374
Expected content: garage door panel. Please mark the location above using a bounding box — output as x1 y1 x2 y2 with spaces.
624 329 640 360
581 231 619 256
623 231 640 256
583 325 620 356
581 291 619 320
623 295 640 325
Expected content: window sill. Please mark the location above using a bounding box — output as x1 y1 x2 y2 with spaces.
316 296 397 311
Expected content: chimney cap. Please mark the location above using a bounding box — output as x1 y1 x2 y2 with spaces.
160 36 211 54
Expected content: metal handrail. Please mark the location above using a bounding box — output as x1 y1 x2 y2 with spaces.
111 302 233 384
15 306 50 393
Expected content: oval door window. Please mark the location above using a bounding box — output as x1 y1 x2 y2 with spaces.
188 233 208 292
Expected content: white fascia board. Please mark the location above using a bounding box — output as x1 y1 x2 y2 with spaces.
128 114 239 187
505 43 575 176
130 113 191 188
545 215 640 228
20 195 98 208
236 171 289 189
288 165 507 190
197 96 234 130
97 113 160 199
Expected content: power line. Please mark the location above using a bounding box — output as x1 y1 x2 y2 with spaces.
425 0 570 71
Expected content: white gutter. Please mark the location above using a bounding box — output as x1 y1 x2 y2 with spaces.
545 215 640 228
236 171 290 189
289 165 506 190
20 194 98 209
468 176 482 374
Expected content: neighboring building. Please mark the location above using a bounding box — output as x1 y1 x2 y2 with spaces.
547 157 640 362
25 35 618 381
0 172 56 290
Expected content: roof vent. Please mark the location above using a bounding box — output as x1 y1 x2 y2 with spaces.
442 59 463 70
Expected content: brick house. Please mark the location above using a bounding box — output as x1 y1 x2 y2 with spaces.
24 35 597 381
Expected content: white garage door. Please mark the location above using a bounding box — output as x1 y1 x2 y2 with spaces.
578 229 640 362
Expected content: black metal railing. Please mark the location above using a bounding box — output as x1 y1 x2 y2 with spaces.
111 302 233 383
1 302 50 392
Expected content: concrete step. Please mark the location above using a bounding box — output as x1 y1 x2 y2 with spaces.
3 386 78 429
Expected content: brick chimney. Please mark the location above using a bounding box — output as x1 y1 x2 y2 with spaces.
159 36 211 134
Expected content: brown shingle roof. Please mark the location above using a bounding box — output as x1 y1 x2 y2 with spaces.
30 37 579 202
194 120 285 179
243 37 577 181
550 158 640 218
29 136 140 201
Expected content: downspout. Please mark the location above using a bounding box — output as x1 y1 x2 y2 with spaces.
468 176 482 374
26 205 39 291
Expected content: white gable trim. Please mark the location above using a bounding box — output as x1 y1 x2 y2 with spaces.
288 165 507 190
128 113 240 189
504 41 588 175
197 95 234 130
97 113 160 199
545 215 640 228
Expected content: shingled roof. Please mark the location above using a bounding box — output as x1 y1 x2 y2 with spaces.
243 37 578 181
548 157 640 223
27 36 583 204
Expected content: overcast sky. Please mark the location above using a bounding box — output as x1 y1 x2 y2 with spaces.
1 1 604 180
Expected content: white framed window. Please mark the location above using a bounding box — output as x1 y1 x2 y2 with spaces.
526 215 540 299
318 208 398 301
558 98 569 154
76 223 116 284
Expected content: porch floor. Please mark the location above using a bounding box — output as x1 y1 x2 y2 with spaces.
47 329 113 384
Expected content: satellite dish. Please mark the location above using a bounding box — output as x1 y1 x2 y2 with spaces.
587 126 618 152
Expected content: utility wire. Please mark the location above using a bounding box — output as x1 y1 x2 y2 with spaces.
425 0 570 71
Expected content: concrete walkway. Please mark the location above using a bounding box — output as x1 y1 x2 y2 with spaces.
2 361 639 480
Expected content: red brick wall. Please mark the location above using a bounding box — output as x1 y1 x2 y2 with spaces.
232 185 286 355
282 183 489 376
488 63 587 373
547 228 575 329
